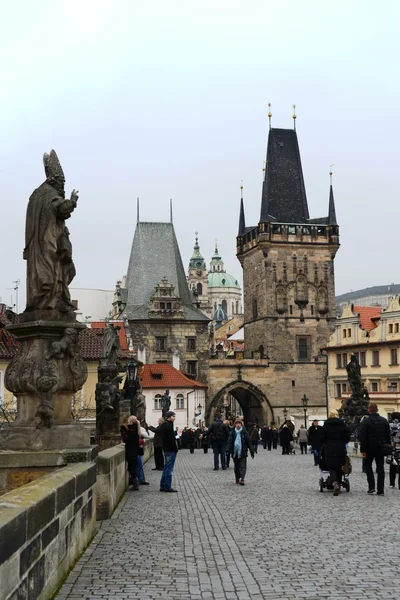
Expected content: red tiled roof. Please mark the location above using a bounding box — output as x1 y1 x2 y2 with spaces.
353 305 382 332
140 364 207 389
89 321 129 350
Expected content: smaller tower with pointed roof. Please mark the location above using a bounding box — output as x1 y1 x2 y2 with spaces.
187 233 211 316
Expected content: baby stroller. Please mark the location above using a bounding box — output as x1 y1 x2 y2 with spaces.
318 448 351 493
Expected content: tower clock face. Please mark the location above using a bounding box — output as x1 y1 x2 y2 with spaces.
197 270 202 276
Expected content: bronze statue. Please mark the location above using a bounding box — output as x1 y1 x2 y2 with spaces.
346 353 363 397
161 389 171 419
24 150 78 313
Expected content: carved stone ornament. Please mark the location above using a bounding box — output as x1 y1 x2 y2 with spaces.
317 283 329 314
275 282 287 314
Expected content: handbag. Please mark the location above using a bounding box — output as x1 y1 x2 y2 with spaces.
380 443 393 457
342 455 352 475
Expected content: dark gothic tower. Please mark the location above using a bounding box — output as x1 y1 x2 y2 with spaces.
236 118 339 409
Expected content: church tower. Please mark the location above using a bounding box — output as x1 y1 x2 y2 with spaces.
187 233 210 316
237 119 339 408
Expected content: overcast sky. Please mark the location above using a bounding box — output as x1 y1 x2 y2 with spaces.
1 0 399 311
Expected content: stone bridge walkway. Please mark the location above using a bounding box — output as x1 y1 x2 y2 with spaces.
56 449 399 600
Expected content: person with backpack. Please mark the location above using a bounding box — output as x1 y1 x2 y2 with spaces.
208 411 229 470
359 403 391 496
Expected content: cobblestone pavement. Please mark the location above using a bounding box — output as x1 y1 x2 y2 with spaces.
56 449 400 600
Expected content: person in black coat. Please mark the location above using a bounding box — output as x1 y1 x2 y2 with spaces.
120 416 141 490
321 411 350 496
226 417 254 485
158 411 179 492
359 403 391 495
280 424 293 455
308 420 324 466
272 427 279 449
208 412 229 470
148 417 165 471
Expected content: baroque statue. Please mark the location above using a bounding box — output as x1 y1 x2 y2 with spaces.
161 389 171 419
24 150 79 313
101 324 121 368
339 353 369 435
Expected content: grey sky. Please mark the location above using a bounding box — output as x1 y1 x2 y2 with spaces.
1 0 399 310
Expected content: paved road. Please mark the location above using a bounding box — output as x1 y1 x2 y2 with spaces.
57 448 400 600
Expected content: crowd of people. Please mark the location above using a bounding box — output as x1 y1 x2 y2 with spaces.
120 402 399 496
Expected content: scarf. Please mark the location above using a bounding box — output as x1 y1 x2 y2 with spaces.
233 427 243 458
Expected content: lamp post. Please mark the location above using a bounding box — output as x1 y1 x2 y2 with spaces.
125 356 140 415
283 407 288 423
301 394 309 428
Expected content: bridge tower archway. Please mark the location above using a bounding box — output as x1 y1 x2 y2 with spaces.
206 380 274 427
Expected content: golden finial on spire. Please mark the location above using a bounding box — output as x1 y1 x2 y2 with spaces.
215 238 218 253
292 104 297 130
329 164 334 185
240 180 243 199
195 231 198 243
268 103 272 130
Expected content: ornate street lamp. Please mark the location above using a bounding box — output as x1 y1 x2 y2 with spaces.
283 407 288 422
301 394 309 428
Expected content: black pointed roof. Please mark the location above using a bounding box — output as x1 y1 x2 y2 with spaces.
238 196 246 235
260 128 309 223
125 222 208 321
328 184 337 226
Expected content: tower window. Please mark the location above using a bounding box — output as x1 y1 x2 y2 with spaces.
186 337 196 351
289 305 293 315
297 336 311 361
197 283 203 295
186 361 197 377
252 299 258 320
155 337 166 352
221 299 227 313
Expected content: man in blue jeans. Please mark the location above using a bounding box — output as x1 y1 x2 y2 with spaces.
159 411 179 493
208 412 229 470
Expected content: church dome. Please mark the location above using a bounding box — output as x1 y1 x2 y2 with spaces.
212 305 229 322
208 272 240 289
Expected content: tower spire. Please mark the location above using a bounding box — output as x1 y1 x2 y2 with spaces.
170 198 173 223
328 166 337 226
137 197 140 223
292 104 297 131
268 103 272 130
238 181 246 235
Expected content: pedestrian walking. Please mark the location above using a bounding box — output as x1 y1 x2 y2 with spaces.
260 424 268 449
200 427 209 454
159 411 179 493
226 417 254 485
321 410 350 496
272 427 278 449
250 424 260 454
308 419 323 465
136 421 150 485
389 412 400 489
224 420 233 467
120 415 141 491
280 424 293 455
188 428 196 454
297 424 309 454
148 417 165 471
359 403 391 496
208 412 229 470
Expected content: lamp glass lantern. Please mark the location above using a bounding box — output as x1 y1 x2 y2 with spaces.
126 356 139 382
301 394 309 408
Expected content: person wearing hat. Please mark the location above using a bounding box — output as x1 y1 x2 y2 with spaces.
226 417 254 485
158 411 179 492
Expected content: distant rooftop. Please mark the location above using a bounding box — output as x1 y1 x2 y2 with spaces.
336 284 400 306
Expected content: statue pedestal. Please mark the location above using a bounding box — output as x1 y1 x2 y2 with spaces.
0 423 90 451
5 316 87 429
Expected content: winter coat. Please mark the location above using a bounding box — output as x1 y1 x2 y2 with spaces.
321 418 350 468
308 425 323 449
148 424 163 448
297 428 308 443
261 426 269 441
208 419 229 445
359 413 391 454
120 424 140 460
272 429 279 442
250 427 260 441
159 419 179 453
279 428 293 446
226 427 253 459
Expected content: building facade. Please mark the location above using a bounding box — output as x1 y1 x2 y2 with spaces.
140 364 206 431
118 221 210 384
336 284 400 310
325 297 400 418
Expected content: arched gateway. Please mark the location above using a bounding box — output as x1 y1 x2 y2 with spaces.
206 379 273 427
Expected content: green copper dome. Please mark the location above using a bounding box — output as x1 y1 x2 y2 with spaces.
208 272 240 289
